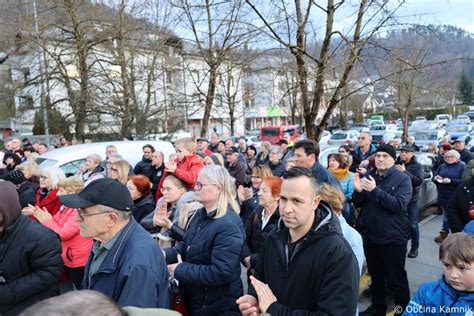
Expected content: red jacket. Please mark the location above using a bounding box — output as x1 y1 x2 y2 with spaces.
43 207 93 268
155 154 204 200
35 188 62 217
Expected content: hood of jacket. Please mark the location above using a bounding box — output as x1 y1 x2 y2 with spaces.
141 156 152 163
0 181 22 233
277 200 342 240
134 194 155 208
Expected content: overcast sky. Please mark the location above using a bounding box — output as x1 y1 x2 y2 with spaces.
395 0 473 33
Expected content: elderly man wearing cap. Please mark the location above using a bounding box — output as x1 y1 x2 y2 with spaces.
60 178 169 308
352 144 413 315
226 146 247 187
395 145 424 258
196 137 213 156
453 138 472 165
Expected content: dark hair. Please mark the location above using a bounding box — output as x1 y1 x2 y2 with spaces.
294 140 320 159
439 233 474 267
327 153 348 169
38 143 47 148
282 166 318 195
239 136 247 141
218 140 226 146
142 144 155 152
23 146 35 153
339 145 351 152
247 145 257 154
14 149 25 157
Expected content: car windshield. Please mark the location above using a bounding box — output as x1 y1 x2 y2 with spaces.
262 128 279 137
370 125 385 131
415 132 438 140
36 158 58 170
447 126 468 133
331 133 347 140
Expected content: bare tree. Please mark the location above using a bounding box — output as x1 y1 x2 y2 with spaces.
173 0 251 137
246 0 409 140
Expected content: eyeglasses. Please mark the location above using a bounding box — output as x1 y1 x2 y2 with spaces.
251 175 261 179
225 152 234 156
160 187 175 193
194 181 218 191
77 209 113 220
40 175 49 180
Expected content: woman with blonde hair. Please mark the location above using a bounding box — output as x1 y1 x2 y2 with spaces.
108 159 131 185
9 162 41 207
79 154 105 186
33 176 93 289
165 165 244 315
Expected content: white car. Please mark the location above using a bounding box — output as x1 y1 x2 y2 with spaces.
327 130 360 146
456 115 470 125
36 140 175 176
319 130 331 146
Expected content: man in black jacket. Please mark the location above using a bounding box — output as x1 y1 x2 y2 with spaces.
395 145 424 258
0 181 63 316
352 144 412 315
453 139 472 164
226 146 247 187
133 144 155 176
267 146 286 177
147 151 165 197
237 167 359 315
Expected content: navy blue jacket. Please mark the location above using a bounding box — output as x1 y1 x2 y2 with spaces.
404 276 474 316
458 148 472 165
165 207 244 315
240 188 259 226
82 218 169 308
353 166 412 245
311 161 342 189
433 161 465 206
268 161 286 177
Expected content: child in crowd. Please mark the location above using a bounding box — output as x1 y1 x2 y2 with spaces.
403 233 474 315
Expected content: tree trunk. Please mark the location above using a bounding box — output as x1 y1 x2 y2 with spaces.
201 66 217 137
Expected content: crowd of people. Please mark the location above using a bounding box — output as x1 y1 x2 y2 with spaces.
0 132 473 316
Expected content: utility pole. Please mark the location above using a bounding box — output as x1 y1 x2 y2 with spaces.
33 0 50 145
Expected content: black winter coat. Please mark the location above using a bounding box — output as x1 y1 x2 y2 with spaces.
133 156 153 176
148 164 165 197
227 161 247 187
249 202 359 315
165 207 244 315
458 148 472 165
448 178 474 233
16 179 40 208
241 206 279 269
0 215 63 315
396 156 424 203
132 194 156 223
268 161 286 177
353 166 412 245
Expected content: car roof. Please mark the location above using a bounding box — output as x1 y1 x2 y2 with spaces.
37 140 175 169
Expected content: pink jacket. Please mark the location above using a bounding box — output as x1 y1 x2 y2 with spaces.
43 207 93 268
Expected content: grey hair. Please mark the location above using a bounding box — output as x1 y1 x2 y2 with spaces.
19 290 125 316
270 146 283 159
108 153 123 160
97 204 131 221
41 166 66 189
445 149 461 160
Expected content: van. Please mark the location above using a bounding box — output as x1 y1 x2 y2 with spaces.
36 140 175 176
260 125 302 144
435 114 451 127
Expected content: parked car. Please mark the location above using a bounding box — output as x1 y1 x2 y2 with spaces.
414 130 447 151
456 115 471 125
349 123 370 133
228 135 261 148
435 114 451 126
415 116 427 122
327 130 359 146
463 111 474 121
36 141 175 176
446 124 472 143
260 125 302 144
